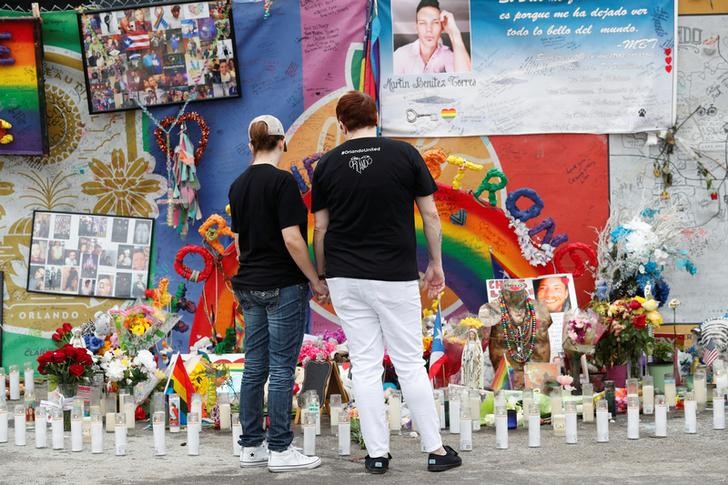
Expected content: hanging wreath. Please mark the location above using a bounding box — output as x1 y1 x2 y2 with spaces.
174 245 214 283
154 112 210 164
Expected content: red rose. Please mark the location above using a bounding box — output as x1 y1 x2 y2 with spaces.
62 322 73 333
628 299 642 310
68 364 85 377
51 333 61 342
633 314 647 329
52 350 66 364
38 363 47 374
37 352 51 365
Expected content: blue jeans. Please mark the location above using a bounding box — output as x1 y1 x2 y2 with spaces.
235 282 307 452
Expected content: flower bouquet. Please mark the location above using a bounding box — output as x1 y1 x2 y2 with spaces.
593 296 663 375
37 344 95 393
100 348 165 404
298 338 337 366
110 303 181 355
562 309 605 354
594 206 698 305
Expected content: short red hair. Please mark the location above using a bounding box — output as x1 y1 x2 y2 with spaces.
336 91 377 132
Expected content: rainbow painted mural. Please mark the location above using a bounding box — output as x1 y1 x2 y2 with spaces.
0 17 47 155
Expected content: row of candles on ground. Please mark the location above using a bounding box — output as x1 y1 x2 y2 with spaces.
0 363 35 400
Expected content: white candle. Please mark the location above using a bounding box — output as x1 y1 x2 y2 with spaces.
0 368 5 400
552 413 565 437
694 377 707 411
528 414 540 447
35 407 47 448
23 363 34 396
654 396 667 437
303 422 316 456
627 396 639 440
232 414 242 456
565 401 577 444
330 405 341 436
187 412 199 456
169 394 181 433
469 394 481 431
714 390 725 430
153 411 166 456
596 401 609 443
459 418 473 451
8 365 19 400
14 405 26 446
434 390 446 430
71 413 83 451
338 414 351 456
388 391 401 433
716 374 728 394
0 407 6 443
449 397 461 434
124 401 135 430
51 410 64 450
664 379 676 409
684 392 697 434
105 412 116 433
495 414 508 449
91 416 104 454
115 414 127 456
191 394 203 422
219 403 231 431
643 385 654 415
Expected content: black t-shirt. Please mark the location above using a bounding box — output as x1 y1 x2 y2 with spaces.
311 137 437 281
228 164 308 290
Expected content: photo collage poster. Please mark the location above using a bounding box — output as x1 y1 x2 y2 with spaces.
486 274 577 361
79 0 239 113
28 211 153 299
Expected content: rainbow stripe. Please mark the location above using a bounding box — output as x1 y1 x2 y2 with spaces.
0 18 46 155
440 108 457 119
491 355 513 391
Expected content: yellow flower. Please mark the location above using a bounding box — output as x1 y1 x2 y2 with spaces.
121 358 129 367
642 299 659 312
81 149 165 217
646 310 663 326
459 317 483 329
634 296 646 304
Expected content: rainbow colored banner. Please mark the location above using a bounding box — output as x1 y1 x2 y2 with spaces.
0 17 47 155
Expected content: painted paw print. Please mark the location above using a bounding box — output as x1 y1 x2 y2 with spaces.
0 119 13 145
638 108 646 117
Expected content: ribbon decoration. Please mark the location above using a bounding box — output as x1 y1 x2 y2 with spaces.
198 214 235 256
174 245 215 283
154 112 209 236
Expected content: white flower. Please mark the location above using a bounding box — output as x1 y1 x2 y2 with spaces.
133 350 157 373
105 360 125 382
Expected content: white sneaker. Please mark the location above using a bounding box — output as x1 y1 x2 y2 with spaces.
240 442 269 468
268 446 322 472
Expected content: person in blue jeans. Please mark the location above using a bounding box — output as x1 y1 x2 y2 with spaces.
229 114 328 472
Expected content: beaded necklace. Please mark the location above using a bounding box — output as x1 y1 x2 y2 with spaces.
498 294 538 363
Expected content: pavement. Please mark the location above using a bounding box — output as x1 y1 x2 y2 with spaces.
1 412 728 485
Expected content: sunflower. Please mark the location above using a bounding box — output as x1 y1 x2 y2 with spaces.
81 149 166 217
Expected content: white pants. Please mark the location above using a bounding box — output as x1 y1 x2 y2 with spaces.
327 278 442 457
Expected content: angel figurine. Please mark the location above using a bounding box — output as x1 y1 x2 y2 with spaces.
461 328 484 389
69 327 87 349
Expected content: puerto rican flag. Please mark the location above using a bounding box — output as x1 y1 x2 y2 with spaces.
122 33 150 51
428 302 447 381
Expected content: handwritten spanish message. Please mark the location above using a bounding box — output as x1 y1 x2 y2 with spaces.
378 0 675 137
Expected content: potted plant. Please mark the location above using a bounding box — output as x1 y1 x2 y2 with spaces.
648 338 674 394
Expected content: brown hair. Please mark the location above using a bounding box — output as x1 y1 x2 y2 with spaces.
336 91 377 132
249 121 284 154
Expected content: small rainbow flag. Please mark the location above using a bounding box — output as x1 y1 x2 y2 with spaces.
491 354 514 391
440 108 457 120
168 354 195 413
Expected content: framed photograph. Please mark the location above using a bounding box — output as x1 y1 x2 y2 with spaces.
27 210 154 299
77 0 240 114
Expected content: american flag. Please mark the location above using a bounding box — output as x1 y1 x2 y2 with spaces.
122 34 150 51
702 340 719 367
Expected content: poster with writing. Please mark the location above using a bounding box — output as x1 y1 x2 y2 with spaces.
378 0 676 136
486 274 577 360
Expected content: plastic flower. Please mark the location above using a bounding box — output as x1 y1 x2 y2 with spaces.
642 299 659 312
646 310 663 326
105 359 126 381
133 349 157 373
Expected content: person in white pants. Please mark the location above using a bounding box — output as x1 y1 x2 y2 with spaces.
312 91 462 474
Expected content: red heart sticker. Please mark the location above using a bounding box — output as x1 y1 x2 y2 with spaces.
665 56 672 64
665 48 672 55
665 65 673 73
